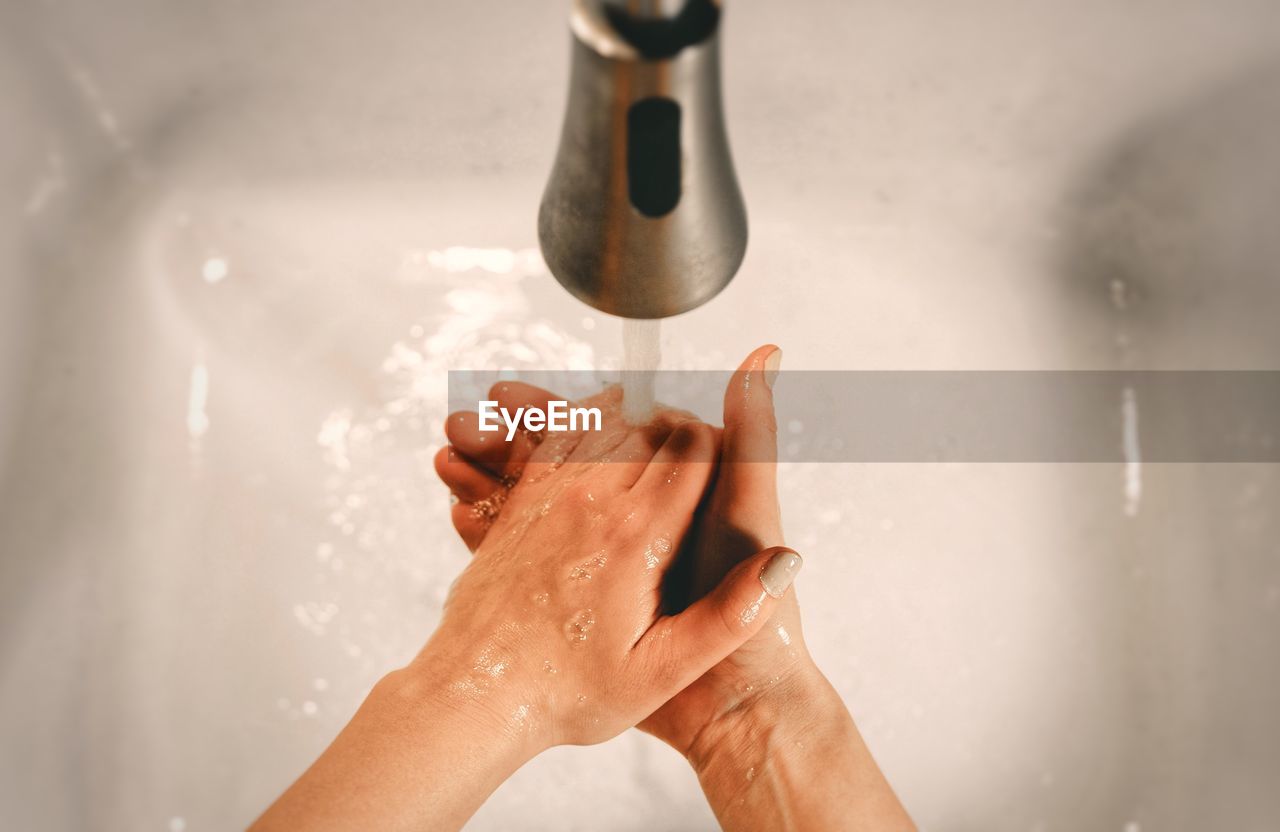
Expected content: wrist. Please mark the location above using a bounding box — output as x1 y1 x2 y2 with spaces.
381 652 547 769
685 658 846 780
254 661 545 832
683 660 916 832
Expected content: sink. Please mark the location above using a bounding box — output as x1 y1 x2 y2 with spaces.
2 1 1279 829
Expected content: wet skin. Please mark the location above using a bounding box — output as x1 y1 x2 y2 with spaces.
252 347 803 832
437 345 915 831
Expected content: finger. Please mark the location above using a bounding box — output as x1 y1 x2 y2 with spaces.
450 501 492 552
591 409 701 489
444 411 511 476
433 446 504 503
720 344 783 536
564 386 630 465
515 386 621 482
635 547 803 687
631 420 718 497
487 381 559 479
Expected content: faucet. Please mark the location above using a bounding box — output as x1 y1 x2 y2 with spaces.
539 0 748 319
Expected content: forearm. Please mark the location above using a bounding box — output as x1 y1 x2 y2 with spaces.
687 664 914 832
250 664 533 832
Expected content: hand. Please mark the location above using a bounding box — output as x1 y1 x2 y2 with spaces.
254 383 804 832
436 346 813 755
437 346 913 831
633 345 821 753
425 384 801 753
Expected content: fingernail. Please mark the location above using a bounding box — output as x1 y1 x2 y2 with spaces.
759 549 802 598
763 348 782 390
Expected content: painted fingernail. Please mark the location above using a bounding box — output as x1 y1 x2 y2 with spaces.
764 348 782 390
759 549 802 598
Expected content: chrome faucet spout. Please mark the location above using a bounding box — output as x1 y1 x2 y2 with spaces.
538 0 747 319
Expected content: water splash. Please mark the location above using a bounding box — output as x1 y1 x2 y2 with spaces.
24 152 66 216
201 257 229 284
186 361 210 441
302 247 595 680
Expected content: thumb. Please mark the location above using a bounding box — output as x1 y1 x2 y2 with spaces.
720 345 783 531
642 547 803 687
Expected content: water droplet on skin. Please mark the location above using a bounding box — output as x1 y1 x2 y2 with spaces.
775 623 792 646
569 553 608 581
577 694 588 704
474 646 509 678
564 609 596 643
740 596 763 625
470 489 508 522
643 536 672 570
543 660 557 674
532 592 550 606
746 766 756 781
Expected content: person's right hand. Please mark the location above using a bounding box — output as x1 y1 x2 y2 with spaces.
632 345 822 757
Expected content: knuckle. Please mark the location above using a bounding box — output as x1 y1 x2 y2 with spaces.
665 420 714 459
564 479 599 507
644 641 681 685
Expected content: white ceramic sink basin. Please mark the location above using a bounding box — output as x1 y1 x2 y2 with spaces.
2 1 1279 829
